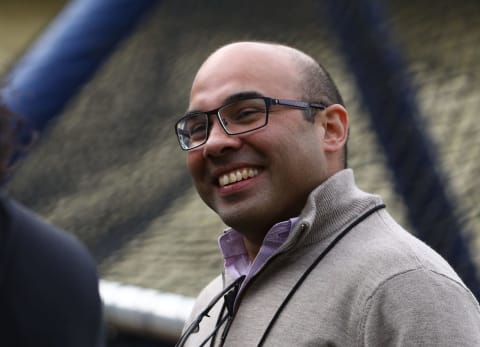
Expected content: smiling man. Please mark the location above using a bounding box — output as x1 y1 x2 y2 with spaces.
174 42 480 347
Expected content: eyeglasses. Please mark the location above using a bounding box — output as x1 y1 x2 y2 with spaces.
174 97 327 150
175 275 245 347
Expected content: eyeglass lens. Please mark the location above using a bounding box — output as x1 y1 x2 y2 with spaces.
176 98 268 149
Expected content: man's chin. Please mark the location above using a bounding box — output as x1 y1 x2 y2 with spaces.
218 208 255 231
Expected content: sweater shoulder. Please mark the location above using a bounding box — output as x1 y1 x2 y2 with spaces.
184 275 223 329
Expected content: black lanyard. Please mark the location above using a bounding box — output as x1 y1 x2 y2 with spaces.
177 203 386 347
258 204 386 346
175 275 245 347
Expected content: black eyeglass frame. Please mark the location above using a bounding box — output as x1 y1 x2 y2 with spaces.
174 97 327 151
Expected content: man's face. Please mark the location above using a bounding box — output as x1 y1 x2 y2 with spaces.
186 43 330 240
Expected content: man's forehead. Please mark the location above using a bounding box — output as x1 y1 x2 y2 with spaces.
198 42 293 73
189 43 300 109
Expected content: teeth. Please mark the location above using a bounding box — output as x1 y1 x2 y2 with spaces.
220 175 229 186
219 168 259 187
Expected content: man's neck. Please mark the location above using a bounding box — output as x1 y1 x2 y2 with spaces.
242 237 263 261
231 223 270 261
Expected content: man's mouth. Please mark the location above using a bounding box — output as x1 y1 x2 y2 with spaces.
218 168 259 187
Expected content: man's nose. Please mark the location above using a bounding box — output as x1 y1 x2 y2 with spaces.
203 117 241 157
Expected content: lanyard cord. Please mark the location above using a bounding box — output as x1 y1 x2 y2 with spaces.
175 275 245 347
257 204 386 346
198 305 228 347
208 297 228 347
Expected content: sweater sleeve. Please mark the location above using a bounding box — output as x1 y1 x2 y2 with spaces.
360 268 480 347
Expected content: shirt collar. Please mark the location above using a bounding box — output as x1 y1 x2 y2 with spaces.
218 217 299 278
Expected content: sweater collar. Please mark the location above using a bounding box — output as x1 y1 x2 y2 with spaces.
223 169 384 286
284 169 384 248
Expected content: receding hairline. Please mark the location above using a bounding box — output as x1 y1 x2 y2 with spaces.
211 41 312 59
195 42 317 99
202 41 343 104
205 41 318 74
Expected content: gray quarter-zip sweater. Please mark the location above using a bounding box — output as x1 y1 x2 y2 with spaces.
182 169 480 346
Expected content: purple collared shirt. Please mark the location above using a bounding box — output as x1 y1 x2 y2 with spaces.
218 217 299 296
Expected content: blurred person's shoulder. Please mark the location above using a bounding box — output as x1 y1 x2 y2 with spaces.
0 192 104 347
0 192 98 281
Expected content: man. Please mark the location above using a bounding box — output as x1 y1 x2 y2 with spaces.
0 103 104 346
174 42 480 346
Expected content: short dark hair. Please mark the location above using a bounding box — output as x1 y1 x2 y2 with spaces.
295 55 349 168
299 59 345 107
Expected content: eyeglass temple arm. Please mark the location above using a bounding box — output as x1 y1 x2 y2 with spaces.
272 99 326 110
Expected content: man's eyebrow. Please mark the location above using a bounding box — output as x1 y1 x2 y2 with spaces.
222 91 264 105
187 91 265 114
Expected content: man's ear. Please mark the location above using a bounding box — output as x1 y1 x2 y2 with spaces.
320 104 349 153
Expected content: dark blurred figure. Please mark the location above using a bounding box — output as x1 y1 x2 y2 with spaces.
0 102 104 346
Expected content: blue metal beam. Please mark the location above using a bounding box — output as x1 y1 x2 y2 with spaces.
1 0 159 133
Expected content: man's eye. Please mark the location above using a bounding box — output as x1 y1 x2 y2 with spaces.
233 108 263 122
187 123 207 140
